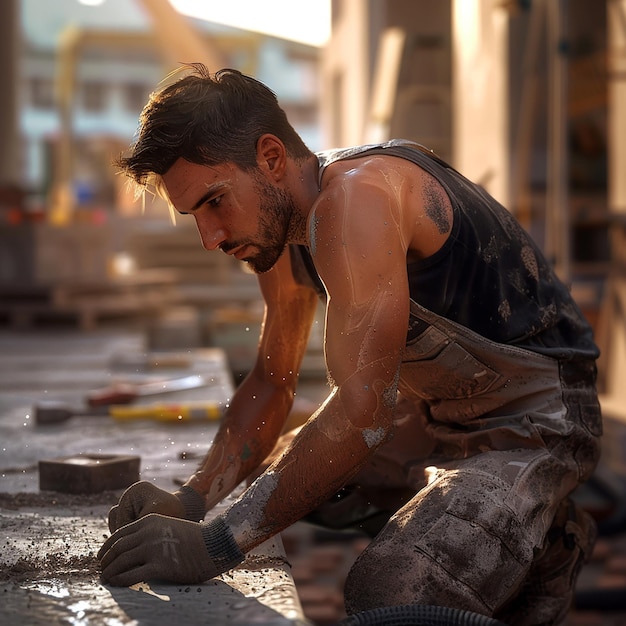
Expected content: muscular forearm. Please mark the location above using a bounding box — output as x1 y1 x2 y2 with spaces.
185 370 295 512
222 381 395 553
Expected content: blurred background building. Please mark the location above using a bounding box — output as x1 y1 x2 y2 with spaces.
0 0 623 398
0 0 326 378
16 0 323 218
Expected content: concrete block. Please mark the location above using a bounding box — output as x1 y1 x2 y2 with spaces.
39 453 140 494
147 306 202 351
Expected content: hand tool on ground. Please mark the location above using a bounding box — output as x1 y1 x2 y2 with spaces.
34 400 224 425
86 374 209 407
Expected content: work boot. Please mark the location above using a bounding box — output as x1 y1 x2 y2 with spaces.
495 498 597 625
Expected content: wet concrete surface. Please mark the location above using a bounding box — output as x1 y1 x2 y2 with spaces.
1 501 305 625
0 328 308 625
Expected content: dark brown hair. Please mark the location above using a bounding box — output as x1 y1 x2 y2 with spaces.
116 64 312 193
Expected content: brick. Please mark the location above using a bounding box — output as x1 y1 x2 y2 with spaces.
351 537 372 556
596 572 626 589
605 555 626 575
302 602 344 625
290 559 317 584
589 538 611 562
39 453 140 494
309 545 345 573
297 583 344 607
299 583 345 625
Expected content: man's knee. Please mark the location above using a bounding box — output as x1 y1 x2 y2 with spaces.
344 541 422 614
343 534 492 616
343 472 531 616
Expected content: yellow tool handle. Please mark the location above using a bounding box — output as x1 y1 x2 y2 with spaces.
109 404 223 422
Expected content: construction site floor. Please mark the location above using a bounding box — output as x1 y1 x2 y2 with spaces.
1 326 626 625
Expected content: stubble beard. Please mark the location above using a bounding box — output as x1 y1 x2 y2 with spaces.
244 179 303 274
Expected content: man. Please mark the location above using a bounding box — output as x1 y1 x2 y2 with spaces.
98 64 602 624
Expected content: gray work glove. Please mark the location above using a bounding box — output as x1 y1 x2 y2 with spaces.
108 481 206 532
98 514 244 586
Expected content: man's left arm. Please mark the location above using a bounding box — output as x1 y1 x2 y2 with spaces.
221 170 412 552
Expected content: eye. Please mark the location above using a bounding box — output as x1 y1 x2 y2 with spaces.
207 195 223 209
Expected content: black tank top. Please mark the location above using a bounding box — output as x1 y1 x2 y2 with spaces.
289 140 598 362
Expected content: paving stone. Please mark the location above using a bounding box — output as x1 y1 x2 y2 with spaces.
38 453 140 494
605 555 626 574
596 572 626 588
308 546 345 574
590 538 612 561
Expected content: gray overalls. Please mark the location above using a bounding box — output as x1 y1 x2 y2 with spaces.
342 300 601 624
298 141 602 623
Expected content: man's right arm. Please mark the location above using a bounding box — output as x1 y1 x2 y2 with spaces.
108 250 319 530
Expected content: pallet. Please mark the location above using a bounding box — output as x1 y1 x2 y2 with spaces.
0 269 179 331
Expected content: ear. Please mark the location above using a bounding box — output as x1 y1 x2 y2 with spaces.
256 134 287 182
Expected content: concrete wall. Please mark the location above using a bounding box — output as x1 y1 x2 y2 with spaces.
321 0 373 148
452 0 509 205
322 0 509 204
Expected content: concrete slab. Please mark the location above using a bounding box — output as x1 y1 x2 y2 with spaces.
0 498 307 625
0 329 309 625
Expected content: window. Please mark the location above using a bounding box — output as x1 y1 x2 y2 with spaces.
123 83 150 113
30 77 55 110
81 81 107 112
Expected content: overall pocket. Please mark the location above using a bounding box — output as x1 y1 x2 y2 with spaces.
401 325 502 401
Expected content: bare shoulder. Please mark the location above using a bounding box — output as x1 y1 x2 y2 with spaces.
314 154 453 261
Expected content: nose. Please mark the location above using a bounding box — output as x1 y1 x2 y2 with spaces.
194 214 227 251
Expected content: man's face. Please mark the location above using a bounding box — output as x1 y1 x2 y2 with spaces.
162 158 296 274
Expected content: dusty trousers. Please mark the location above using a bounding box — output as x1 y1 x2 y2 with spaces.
342 301 602 624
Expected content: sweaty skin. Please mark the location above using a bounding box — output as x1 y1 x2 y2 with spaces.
217 153 453 552
184 252 318 511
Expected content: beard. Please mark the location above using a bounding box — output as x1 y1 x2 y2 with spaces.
233 176 301 274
